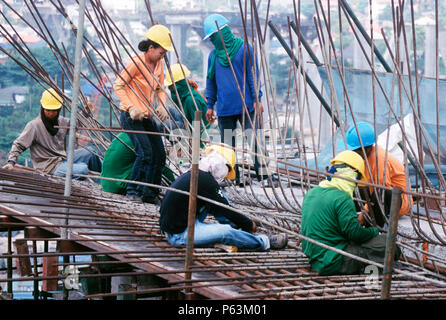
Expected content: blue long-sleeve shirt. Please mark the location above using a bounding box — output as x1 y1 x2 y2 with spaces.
205 43 263 117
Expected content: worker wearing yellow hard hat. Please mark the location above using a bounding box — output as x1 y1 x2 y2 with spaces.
2 88 102 177
158 141 288 251
113 24 174 204
40 88 63 110
165 63 209 138
300 150 401 276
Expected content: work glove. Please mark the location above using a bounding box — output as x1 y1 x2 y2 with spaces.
128 106 145 121
2 162 14 170
156 106 169 121
206 109 215 124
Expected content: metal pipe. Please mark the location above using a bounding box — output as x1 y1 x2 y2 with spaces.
184 111 202 293
268 20 340 127
62 0 87 243
338 0 392 72
381 187 403 299
289 20 322 66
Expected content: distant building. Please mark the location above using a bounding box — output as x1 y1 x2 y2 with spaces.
0 86 29 116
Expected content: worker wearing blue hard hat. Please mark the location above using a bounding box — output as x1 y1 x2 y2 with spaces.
345 121 411 227
202 14 276 187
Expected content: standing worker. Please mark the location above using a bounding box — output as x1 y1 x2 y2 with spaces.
159 144 288 251
2 88 101 177
345 122 411 227
113 24 173 204
301 150 401 275
202 14 273 187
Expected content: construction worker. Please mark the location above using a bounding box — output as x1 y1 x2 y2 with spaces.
2 88 101 177
165 63 209 130
202 14 273 187
301 150 401 275
345 121 411 227
159 144 288 251
113 24 172 204
100 132 174 195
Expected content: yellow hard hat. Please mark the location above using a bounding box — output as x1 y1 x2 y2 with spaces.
40 88 62 110
330 150 366 182
165 64 191 86
145 24 173 52
205 144 236 180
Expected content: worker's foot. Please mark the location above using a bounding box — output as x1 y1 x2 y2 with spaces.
141 195 160 205
268 233 288 250
266 178 279 188
259 175 279 188
127 194 142 202
236 177 252 187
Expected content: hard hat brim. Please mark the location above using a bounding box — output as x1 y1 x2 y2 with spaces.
226 167 236 180
41 104 62 110
202 23 228 40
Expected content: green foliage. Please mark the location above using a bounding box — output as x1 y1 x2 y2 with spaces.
269 52 291 98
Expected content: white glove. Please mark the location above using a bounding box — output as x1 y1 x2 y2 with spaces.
128 106 145 121
2 162 14 170
156 106 169 121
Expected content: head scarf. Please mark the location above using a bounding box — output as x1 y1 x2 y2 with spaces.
207 26 243 80
199 150 229 183
319 166 359 198
40 106 60 136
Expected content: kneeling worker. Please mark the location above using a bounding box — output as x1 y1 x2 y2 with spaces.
159 144 288 251
301 150 401 275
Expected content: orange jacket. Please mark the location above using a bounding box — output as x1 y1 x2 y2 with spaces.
364 145 411 216
113 53 166 116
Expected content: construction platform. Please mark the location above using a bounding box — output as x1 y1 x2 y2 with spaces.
1 168 446 300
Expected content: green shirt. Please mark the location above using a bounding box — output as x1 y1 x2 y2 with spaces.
169 79 209 128
100 132 174 194
301 186 379 275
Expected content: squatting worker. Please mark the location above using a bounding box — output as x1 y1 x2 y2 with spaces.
159 144 288 251
113 24 172 205
2 88 101 177
301 150 401 275
202 14 273 187
345 122 411 227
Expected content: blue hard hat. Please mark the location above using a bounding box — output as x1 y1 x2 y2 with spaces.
346 122 376 150
203 14 229 40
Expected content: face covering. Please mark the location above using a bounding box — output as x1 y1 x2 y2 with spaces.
199 151 229 183
40 107 60 136
207 26 243 80
319 166 359 198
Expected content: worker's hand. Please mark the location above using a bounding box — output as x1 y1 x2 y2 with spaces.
128 106 145 121
86 102 94 114
156 106 169 121
250 220 257 234
253 102 264 113
2 162 14 170
358 211 366 226
206 109 215 124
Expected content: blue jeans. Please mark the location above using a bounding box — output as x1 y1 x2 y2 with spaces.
53 147 102 179
154 106 185 132
166 207 269 251
217 110 268 181
120 111 166 199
